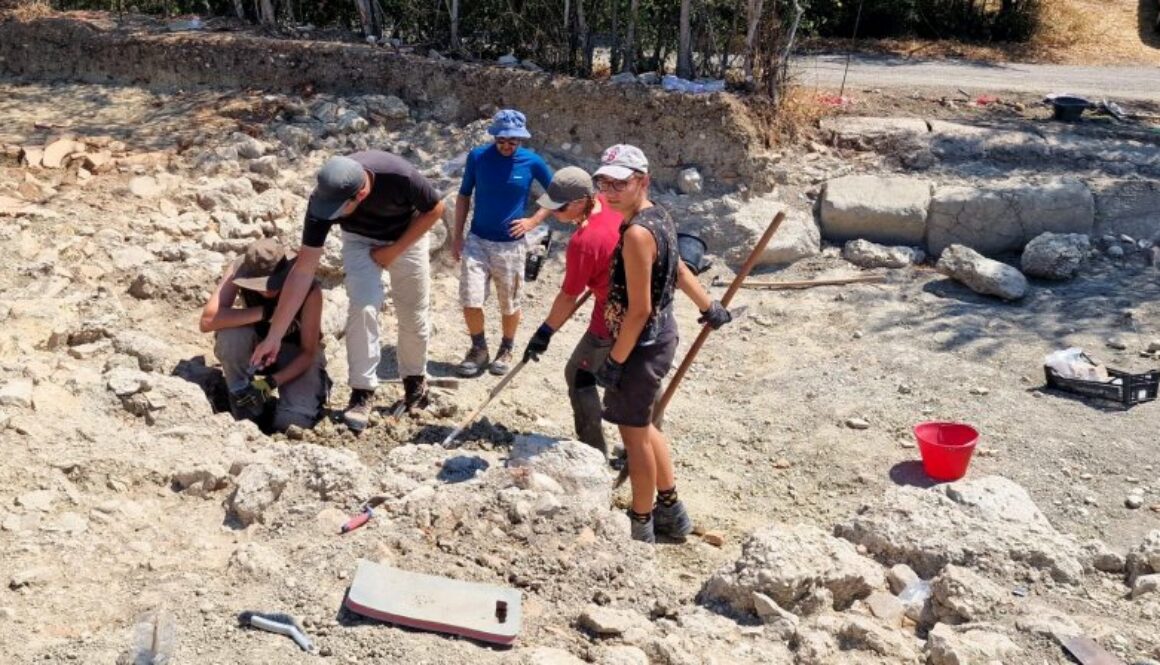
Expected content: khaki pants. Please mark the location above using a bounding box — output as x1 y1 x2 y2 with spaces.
214 326 328 432
342 230 430 390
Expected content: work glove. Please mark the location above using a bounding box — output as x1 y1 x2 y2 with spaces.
523 324 554 363
697 300 732 330
595 357 625 389
234 375 277 410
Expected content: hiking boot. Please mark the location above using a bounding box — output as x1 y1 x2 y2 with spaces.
489 346 514 376
457 345 490 377
343 388 375 432
628 511 656 544
402 375 429 413
652 500 694 539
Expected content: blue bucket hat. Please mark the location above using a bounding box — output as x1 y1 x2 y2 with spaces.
488 109 532 139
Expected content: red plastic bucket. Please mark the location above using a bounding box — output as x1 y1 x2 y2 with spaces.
914 422 978 482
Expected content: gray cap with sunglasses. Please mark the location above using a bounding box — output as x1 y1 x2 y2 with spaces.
593 144 649 180
537 166 595 210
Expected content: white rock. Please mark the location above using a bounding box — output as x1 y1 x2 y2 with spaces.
578 605 651 637
128 175 163 199
838 614 922 660
863 590 905 626
105 368 151 397
518 647 585 665
249 155 279 178
930 565 1008 624
41 138 81 169
1127 493 1145 509
233 133 268 159
597 646 648 665
927 179 1094 256
1132 573 1160 598
888 564 920 594
845 417 871 430
937 244 1027 300
821 175 932 245
111 246 156 271
926 623 1020 665
16 490 56 512
836 475 1085 584
677 168 703 195
1127 530 1160 582
228 463 288 526
112 330 172 372
507 435 610 506
843 239 925 269
701 524 885 615
1021 232 1090 279
0 379 34 408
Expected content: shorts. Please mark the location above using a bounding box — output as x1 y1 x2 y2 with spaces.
602 313 678 428
458 233 525 315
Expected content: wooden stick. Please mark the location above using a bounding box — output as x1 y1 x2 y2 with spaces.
652 211 785 426
440 290 593 448
739 274 886 290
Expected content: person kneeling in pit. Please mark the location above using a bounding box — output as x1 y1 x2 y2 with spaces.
200 238 328 433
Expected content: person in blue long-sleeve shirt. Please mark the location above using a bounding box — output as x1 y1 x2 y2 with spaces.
452 109 553 377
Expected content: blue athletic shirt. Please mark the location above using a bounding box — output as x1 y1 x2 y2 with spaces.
458 145 553 242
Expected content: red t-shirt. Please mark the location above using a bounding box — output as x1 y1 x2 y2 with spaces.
562 195 622 339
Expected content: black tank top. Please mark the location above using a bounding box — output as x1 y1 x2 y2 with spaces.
604 205 678 345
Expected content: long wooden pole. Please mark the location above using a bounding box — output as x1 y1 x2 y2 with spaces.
652 211 785 426
739 274 885 290
441 290 592 448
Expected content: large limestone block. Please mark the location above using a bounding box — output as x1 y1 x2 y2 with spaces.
821 176 932 245
927 179 1094 256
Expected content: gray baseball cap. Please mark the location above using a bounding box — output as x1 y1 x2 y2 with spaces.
307 156 367 221
593 144 649 180
537 166 595 210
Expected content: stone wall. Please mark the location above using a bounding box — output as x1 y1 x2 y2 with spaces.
0 14 772 191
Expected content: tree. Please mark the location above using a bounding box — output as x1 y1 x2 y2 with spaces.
676 0 692 78
620 0 638 73
743 0 763 86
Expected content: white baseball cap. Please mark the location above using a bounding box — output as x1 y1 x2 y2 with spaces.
593 144 649 180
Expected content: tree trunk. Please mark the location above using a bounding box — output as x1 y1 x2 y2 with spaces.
744 0 764 85
677 0 693 78
610 0 621 73
255 0 276 25
577 0 592 75
233 0 245 19
353 0 380 38
448 0 460 51
621 0 638 73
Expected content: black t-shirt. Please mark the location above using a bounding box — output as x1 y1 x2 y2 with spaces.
604 205 679 346
301 151 441 248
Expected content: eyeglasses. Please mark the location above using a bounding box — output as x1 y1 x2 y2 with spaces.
595 176 639 192
495 138 522 147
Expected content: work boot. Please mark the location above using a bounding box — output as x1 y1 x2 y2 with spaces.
628 511 656 544
343 388 375 432
457 345 490 377
402 375 429 413
489 345 514 376
652 500 694 539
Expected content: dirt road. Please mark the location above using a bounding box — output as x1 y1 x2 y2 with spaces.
796 53 1160 102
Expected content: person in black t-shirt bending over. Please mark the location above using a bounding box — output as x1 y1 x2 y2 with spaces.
251 152 445 433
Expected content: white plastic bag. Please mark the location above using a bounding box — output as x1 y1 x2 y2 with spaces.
1044 348 1109 382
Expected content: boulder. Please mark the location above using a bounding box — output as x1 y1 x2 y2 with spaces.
835 476 1085 584
700 524 885 615
0 379 34 409
677 168 703 195
697 196 819 268
1127 530 1160 583
172 465 231 498
597 646 648 665
287 444 371 502
128 176 163 199
937 244 1027 300
112 330 173 372
837 615 922 662
228 463 288 526
820 117 930 152
930 565 1008 624
926 179 1094 256
1132 574 1160 599
843 239 925 269
507 435 610 506
1091 179 1160 241
577 605 652 638
1020 232 1089 279
926 623 1020 665
821 176 932 245
275 124 314 151
232 133 268 159
248 156 279 178
359 94 411 126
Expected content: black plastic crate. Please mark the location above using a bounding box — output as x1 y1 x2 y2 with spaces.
1044 365 1160 407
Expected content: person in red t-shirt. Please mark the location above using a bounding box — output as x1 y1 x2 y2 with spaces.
520 167 622 458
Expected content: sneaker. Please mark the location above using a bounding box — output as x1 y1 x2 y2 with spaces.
402 375 429 413
343 388 375 432
457 345 490 377
628 512 656 544
489 346 514 376
652 500 694 539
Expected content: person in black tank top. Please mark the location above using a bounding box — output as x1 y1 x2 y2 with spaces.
591 145 735 544
199 239 328 433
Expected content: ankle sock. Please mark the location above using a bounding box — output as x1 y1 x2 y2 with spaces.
657 487 679 507
470 332 487 350
499 336 514 351
627 508 652 524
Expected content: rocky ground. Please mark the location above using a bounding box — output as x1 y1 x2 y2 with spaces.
1 80 1160 664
